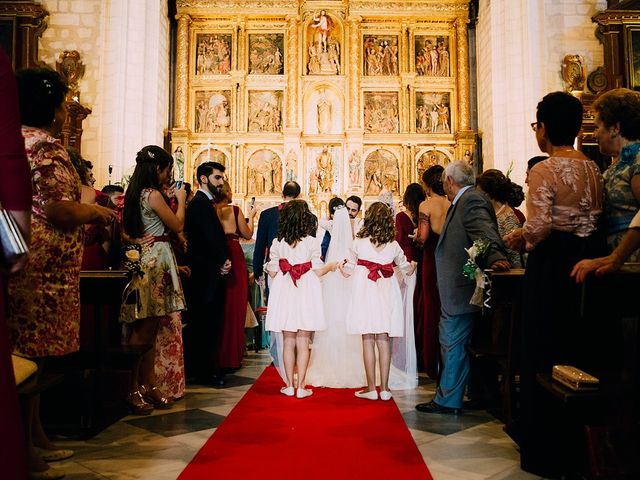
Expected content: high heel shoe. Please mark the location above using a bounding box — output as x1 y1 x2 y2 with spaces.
140 385 174 409
126 390 154 415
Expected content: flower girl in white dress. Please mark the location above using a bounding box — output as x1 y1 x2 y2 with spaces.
265 200 337 398
340 202 416 401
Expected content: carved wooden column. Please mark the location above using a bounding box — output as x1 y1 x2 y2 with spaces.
175 13 191 129
285 15 299 128
455 17 470 131
348 16 361 129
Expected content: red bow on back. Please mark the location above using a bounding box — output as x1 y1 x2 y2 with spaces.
357 259 394 281
279 259 312 286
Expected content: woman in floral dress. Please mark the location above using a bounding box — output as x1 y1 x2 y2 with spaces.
121 145 187 414
9 67 116 479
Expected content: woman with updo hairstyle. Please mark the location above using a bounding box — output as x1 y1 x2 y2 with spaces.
413 164 450 379
591 88 640 261
120 145 187 414
476 169 523 268
9 67 116 479
396 183 425 262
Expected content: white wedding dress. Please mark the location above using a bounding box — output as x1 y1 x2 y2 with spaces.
306 206 366 387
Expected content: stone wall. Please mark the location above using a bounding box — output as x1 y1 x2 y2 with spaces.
37 0 170 187
476 0 607 189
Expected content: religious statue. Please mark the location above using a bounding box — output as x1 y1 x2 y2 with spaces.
316 92 332 134
315 145 334 193
348 150 361 187
285 150 297 181
173 146 185 180
562 54 587 92
311 10 332 53
308 42 321 74
271 155 282 193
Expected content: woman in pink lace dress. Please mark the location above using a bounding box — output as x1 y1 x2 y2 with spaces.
504 92 604 478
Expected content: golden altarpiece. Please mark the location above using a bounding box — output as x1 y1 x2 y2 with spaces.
171 0 474 215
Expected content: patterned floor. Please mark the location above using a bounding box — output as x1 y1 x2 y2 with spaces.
50 352 544 479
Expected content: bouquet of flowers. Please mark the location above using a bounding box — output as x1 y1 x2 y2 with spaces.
462 238 491 307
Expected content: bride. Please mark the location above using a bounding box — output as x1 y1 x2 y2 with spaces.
306 205 365 387
304 204 418 390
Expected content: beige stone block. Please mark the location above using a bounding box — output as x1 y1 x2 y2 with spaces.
78 28 92 39
60 29 69 39
52 13 80 25
71 1 95 13
58 1 69 12
80 15 97 27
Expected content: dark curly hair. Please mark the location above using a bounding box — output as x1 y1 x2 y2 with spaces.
422 165 445 196
277 200 315 245
536 91 582 146
123 145 173 238
16 67 69 128
476 169 524 207
592 88 640 141
357 202 396 245
402 183 426 222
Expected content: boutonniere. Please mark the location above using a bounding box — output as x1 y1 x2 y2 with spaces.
462 239 491 307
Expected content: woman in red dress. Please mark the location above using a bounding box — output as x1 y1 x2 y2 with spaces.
415 165 450 379
216 181 257 371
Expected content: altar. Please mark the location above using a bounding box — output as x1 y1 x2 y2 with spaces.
170 0 474 216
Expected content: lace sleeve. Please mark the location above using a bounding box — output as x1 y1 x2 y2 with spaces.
523 164 555 249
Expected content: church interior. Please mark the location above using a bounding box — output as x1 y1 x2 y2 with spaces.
2 0 640 479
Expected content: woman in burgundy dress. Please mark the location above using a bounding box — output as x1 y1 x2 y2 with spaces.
0 47 32 480
395 183 425 262
216 181 257 370
415 165 450 379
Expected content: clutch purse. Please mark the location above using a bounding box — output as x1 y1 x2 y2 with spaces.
0 202 29 267
552 365 599 391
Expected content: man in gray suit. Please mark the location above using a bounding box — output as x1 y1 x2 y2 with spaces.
416 161 509 414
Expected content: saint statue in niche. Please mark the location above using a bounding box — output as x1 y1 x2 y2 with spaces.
315 145 334 193
247 149 282 195
173 146 185 180
307 11 340 75
316 91 332 134
348 150 362 187
311 10 332 53
285 150 297 181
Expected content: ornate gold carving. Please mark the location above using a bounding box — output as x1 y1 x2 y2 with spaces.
455 16 469 131
350 1 468 14
349 17 361 129
175 14 191 129
178 0 297 8
561 54 586 92
56 51 85 101
286 15 298 128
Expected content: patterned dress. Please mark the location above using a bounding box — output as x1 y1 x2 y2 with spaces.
603 142 640 261
8 127 84 357
120 189 186 399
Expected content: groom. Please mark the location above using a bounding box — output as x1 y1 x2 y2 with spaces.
416 161 508 414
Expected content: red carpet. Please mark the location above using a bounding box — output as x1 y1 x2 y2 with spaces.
178 366 433 480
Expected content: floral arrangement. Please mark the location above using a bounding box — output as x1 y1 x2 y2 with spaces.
463 238 491 307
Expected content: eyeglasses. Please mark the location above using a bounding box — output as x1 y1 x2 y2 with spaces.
530 122 539 131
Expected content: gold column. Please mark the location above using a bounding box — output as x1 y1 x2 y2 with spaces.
455 17 470 131
175 14 191 129
286 15 299 128
348 16 361 129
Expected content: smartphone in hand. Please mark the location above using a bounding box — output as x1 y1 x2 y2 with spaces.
175 180 184 189
251 196 256 206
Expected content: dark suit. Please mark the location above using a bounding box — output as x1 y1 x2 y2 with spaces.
434 186 506 408
183 190 228 379
253 205 280 279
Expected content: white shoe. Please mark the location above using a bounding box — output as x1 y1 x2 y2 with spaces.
296 387 313 399
355 389 378 400
380 390 392 401
280 386 295 397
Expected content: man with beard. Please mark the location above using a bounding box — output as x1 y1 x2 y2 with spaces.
183 161 231 385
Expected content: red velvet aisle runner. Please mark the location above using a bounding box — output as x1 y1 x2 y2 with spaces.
178 366 433 480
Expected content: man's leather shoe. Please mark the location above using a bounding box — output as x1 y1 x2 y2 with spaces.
415 400 461 415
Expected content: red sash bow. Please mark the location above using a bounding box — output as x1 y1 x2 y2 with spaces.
357 259 394 281
279 259 312 286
